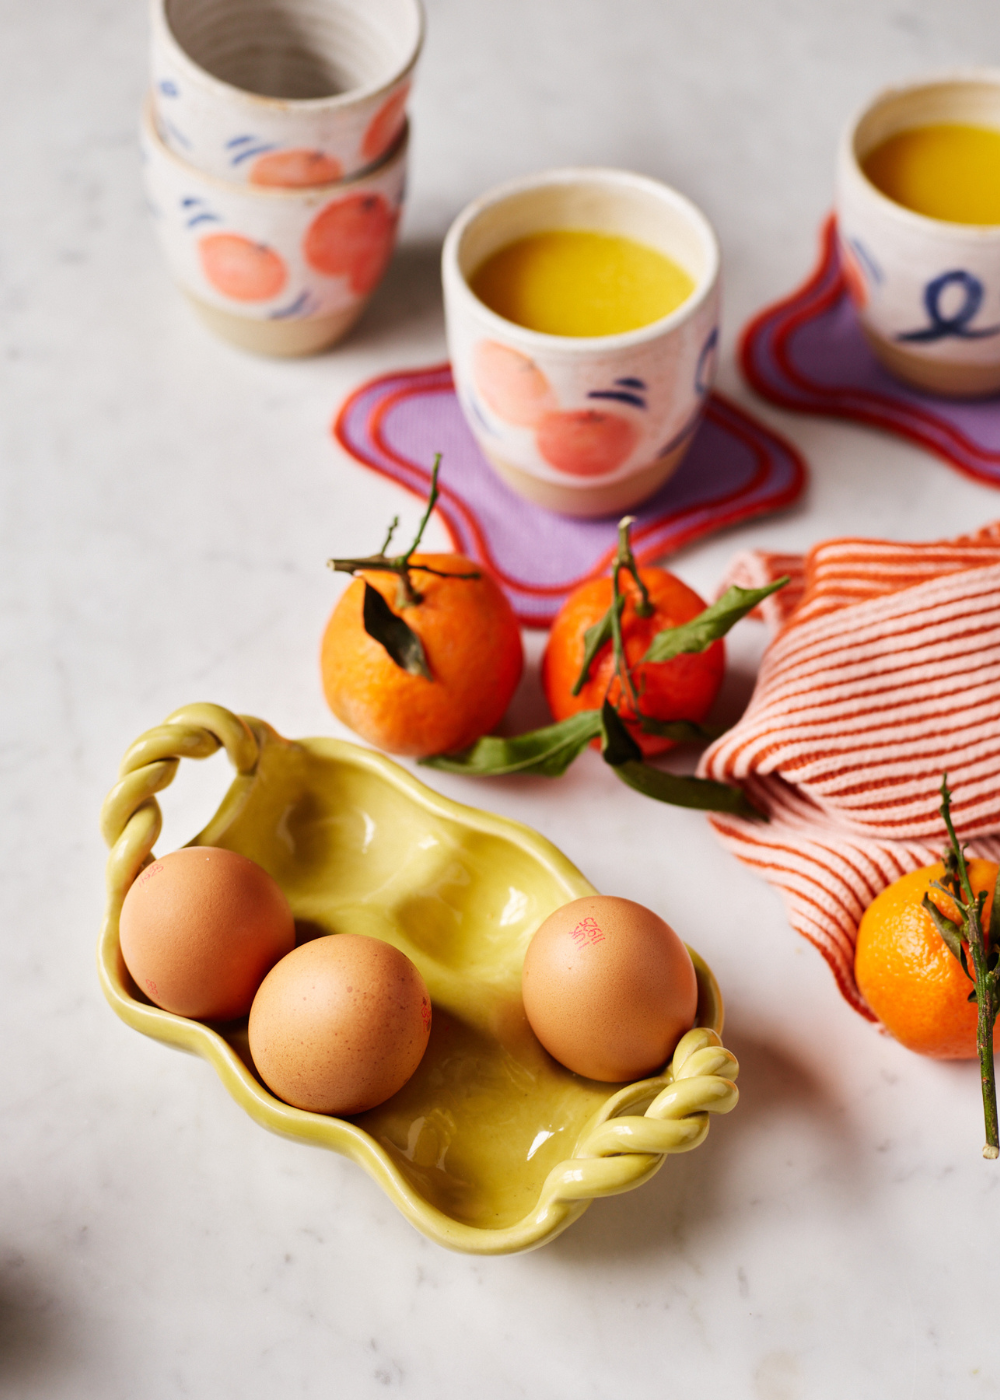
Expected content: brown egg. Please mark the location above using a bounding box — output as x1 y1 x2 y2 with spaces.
247 934 432 1115
521 895 698 1081
119 846 295 1021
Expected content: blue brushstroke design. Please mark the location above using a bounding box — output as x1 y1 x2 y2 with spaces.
164 119 192 151
225 135 258 148
614 376 647 389
269 290 314 320
586 390 647 409
186 212 222 228
158 79 179 98
897 269 1000 343
467 391 499 436
231 143 278 166
694 325 718 396
181 196 206 207
849 236 883 286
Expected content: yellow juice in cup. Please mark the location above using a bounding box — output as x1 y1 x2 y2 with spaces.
862 123 1000 225
469 229 695 337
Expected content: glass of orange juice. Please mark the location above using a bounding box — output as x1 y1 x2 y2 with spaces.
836 71 1000 397
442 168 721 517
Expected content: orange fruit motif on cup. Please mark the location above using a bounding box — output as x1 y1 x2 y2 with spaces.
472 341 557 426
361 84 410 164
249 148 344 187
198 232 288 301
536 408 638 477
303 193 399 294
855 860 998 1059
321 552 524 758
542 567 724 757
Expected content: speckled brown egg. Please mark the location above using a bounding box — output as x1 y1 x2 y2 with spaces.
119 846 295 1022
521 894 698 1081
247 934 432 1115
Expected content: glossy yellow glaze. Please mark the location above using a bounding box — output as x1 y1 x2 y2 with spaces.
863 123 1000 225
99 704 738 1253
470 230 695 336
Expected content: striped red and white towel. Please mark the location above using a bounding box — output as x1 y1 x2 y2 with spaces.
698 522 1000 1018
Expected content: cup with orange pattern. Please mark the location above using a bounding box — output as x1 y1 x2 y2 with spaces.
140 97 408 355
442 168 721 518
151 0 422 186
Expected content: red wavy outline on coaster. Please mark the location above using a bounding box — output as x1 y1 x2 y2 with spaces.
740 214 1000 486
333 363 806 625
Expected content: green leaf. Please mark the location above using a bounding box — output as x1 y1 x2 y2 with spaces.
638 716 728 743
922 893 967 965
943 845 961 888
572 596 623 695
641 577 791 665
421 710 603 778
989 869 1000 946
611 760 763 817
362 581 432 679
930 877 967 918
600 700 642 766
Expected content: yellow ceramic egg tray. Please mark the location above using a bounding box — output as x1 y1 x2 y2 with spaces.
99 702 739 1254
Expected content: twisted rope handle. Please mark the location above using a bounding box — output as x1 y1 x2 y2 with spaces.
539 1027 739 1208
99 702 259 907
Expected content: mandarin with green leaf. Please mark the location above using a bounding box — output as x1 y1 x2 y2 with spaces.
321 553 523 758
542 567 724 758
855 860 998 1059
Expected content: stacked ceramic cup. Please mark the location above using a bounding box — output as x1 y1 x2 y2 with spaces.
142 0 423 355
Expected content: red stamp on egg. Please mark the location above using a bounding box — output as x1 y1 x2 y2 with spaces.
569 916 604 947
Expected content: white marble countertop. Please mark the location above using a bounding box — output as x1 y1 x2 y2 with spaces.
5 1 1000 1396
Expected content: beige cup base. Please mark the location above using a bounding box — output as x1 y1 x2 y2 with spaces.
864 328 1000 399
184 293 368 357
481 439 692 518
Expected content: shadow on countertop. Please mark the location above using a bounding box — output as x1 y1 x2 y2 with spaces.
0 1254 80 1393
350 240 446 350
544 1025 865 1267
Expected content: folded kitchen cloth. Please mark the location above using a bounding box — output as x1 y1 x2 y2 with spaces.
698 522 1000 1017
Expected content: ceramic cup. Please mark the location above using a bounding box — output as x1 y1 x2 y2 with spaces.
150 0 422 185
836 70 1000 397
140 95 408 355
442 168 721 518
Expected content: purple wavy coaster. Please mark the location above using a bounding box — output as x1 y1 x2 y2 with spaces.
741 215 1000 486
334 362 807 626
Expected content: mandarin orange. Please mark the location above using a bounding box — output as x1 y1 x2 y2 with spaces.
303 193 398 293
249 148 343 187
541 567 724 758
361 85 410 163
855 859 998 1059
197 233 287 302
321 553 523 758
